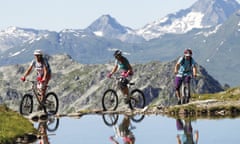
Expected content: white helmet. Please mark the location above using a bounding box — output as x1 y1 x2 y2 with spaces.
33 49 43 55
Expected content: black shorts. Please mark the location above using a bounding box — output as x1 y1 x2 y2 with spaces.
118 77 129 89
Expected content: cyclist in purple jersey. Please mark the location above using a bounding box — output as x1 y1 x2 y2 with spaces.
174 49 197 105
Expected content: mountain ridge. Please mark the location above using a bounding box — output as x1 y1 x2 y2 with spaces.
0 0 240 87
0 54 223 113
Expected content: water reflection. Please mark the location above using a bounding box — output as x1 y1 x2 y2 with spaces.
16 114 240 143
102 114 144 144
35 115 59 144
176 118 199 144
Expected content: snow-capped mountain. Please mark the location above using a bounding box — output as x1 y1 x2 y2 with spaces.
137 0 240 40
0 27 40 52
86 14 145 43
0 0 240 86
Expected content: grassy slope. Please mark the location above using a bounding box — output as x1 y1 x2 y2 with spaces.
0 105 36 143
192 87 240 101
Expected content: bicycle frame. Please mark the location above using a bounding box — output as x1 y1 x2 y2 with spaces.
110 76 135 94
27 80 47 105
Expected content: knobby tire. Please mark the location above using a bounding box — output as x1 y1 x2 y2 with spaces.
102 89 118 111
44 92 59 115
19 94 33 115
129 89 146 110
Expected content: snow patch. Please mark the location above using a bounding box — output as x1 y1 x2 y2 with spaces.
94 31 103 37
8 49 25 57
203 25 221 37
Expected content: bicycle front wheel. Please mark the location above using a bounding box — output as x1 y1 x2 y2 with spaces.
129 89 146 110
102 89 118 111
19 94 33 115
44 92 59 115
102 114 119 126
47 117 60 132
131 114 145 123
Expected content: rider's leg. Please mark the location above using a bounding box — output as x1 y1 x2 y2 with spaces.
119 78 130 104
184 76 191 103
41 74 51 103
174 76 182 105
121 86 130 104
37 84 44 111
122 86 129 96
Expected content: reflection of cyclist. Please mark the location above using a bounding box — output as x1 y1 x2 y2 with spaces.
176 119 199 144
107 50 133 103
174 49 197 105
109 115 135 144
21 49 51 107
38 121 50 144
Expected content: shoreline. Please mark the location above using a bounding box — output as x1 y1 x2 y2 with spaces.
56 99 240 119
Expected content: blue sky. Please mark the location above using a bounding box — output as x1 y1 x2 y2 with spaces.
1 0 240 32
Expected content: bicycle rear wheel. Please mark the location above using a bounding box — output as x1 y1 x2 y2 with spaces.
129 89 145 110
19 94 33 115
102 89 118 111
44 92 59 115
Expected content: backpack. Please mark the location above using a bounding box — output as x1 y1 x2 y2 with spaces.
42 57 51 74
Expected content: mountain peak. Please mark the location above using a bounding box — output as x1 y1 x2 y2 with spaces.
191 0 240 25
86 14 132 38
137 0 240 40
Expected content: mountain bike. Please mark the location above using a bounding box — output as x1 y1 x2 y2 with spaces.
102 76 146 111
19 80 59 115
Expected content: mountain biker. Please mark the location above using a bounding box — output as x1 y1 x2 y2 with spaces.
174 48 197 105
107 50 133 104
21 49 51 106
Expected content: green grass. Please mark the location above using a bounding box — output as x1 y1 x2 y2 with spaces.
192 87 240 101
165 87 240 118
0 105 37 143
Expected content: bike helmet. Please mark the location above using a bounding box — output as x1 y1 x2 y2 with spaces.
114 50 122 57
34 49 43 55
184 48 192 56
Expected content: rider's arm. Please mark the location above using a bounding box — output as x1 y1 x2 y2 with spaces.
176 135 181 144
23 64 33 78
192 65 197 78
109 136 119 144
195 130 199 144
174 57 183 75
110 64 118 75
174 63 180 75
191 58 197 78
126 63 133 75
124 58 133 75
42 63 48 81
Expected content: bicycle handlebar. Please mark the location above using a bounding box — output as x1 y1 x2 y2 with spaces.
25 79 36 83
108 75 135 86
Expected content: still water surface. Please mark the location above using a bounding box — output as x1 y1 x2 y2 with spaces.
35 114 240 144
